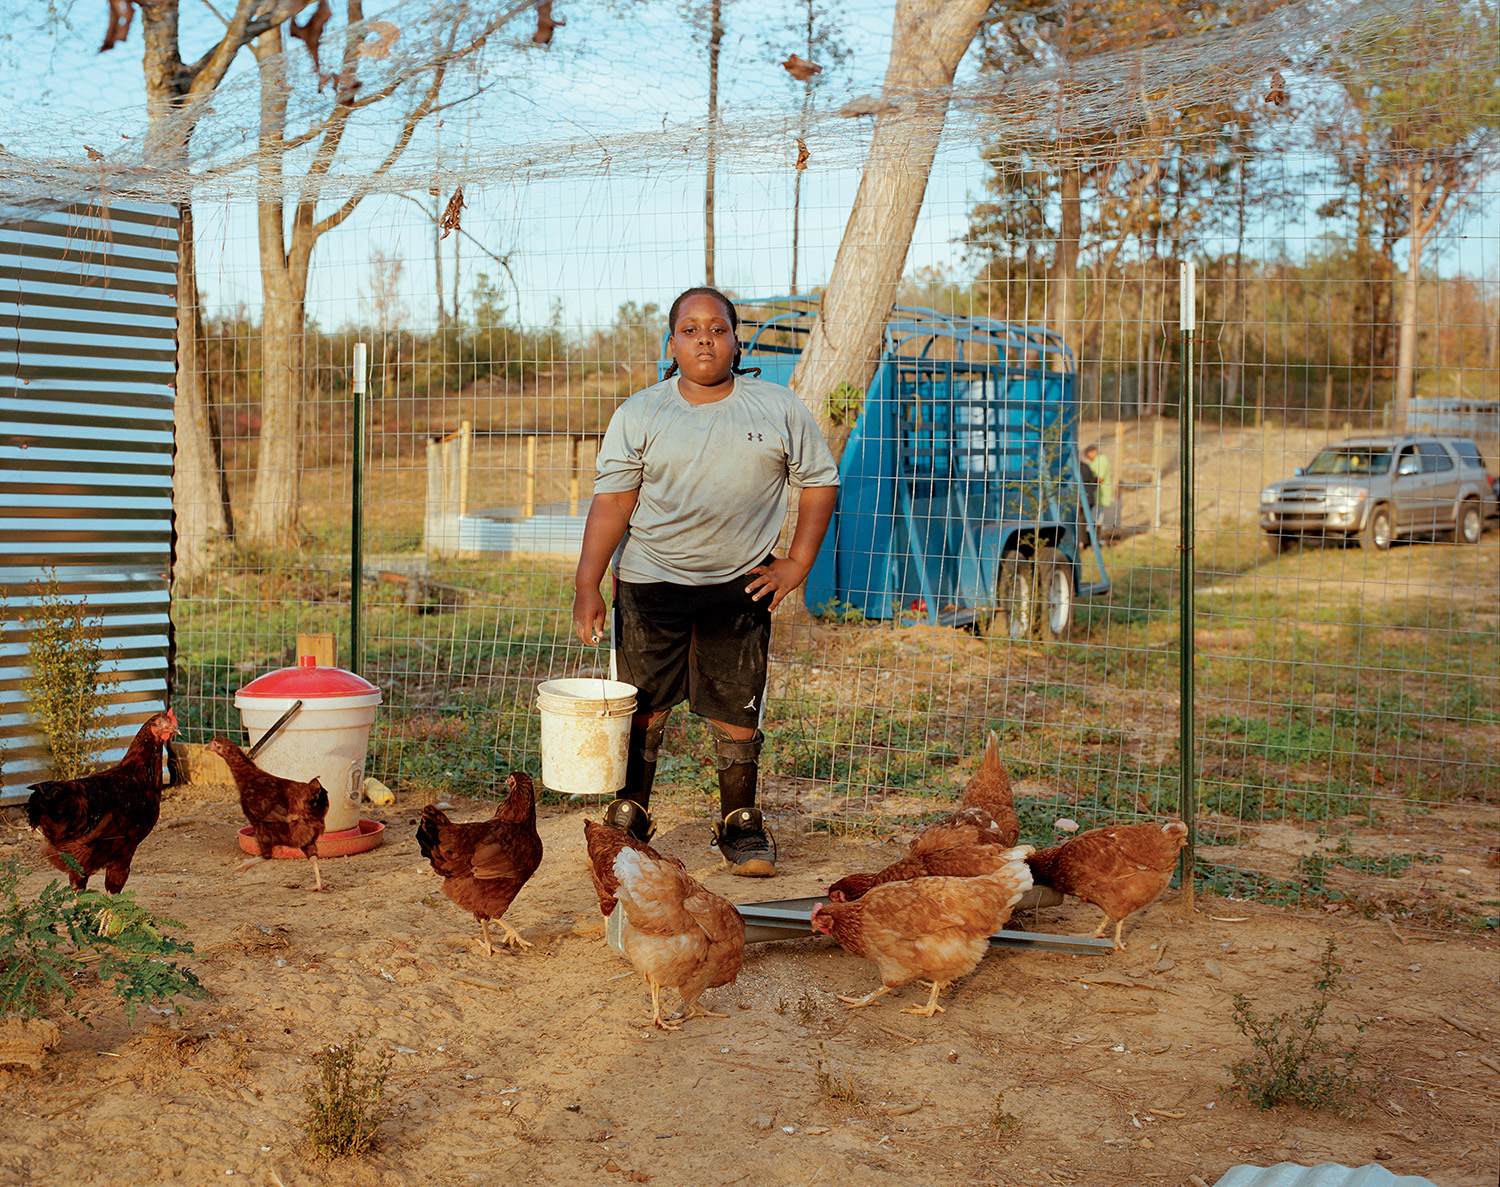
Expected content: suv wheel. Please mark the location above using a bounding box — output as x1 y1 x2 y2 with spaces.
1456 500 1482 546
1359 505 1392 552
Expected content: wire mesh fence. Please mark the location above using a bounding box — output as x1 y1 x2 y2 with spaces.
3 0 1497 930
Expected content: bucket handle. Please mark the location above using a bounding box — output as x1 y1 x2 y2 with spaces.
248 699 304 759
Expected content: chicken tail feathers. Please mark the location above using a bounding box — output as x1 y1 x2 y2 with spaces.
416 805 451 861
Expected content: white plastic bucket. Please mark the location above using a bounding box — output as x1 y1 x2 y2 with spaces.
536 677 636 796
235 660 382 833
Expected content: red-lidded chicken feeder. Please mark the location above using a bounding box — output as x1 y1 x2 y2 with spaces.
234 656 384 854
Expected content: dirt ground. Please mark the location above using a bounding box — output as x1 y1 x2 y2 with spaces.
0 780 1495 1187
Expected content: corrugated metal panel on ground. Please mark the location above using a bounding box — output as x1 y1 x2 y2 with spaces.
1214 1162 1439 1187
0 200 178 800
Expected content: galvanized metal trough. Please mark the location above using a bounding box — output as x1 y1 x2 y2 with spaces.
734 888 1117 956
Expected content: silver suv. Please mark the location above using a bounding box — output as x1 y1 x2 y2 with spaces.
1258 434 1493 552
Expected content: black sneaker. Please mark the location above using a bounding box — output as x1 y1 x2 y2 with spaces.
602 798 656 843
713 807 777 877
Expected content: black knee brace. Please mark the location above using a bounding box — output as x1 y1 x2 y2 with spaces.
621 716 667 808
711 724 763 817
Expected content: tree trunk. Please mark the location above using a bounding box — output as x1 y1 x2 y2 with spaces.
787 0 990 448
1051 164 1082 365
1392 164 1426 424
245 28 304 548
171 201 234 580
705 0 722 288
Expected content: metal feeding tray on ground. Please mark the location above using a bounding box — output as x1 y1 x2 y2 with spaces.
735 889 1117 955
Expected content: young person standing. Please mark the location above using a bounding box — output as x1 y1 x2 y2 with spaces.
571 287 840 876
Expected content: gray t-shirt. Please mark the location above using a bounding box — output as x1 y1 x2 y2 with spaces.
594 374 840 585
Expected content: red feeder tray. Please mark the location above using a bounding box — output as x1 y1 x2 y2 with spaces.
237 818 385 859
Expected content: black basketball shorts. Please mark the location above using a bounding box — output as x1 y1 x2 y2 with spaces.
612 565 771 728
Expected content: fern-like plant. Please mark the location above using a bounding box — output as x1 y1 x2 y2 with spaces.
0 858 207 1024
21 569 109 779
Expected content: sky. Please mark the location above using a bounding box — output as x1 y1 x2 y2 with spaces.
3 0 1496 337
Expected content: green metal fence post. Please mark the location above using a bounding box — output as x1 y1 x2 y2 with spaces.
351 342 367 678
1178 262 1196 913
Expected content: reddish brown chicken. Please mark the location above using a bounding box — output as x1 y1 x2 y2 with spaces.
811 845 1034 1018
1027 820 1189 949
207 738 329 891
417 773 543 955
909 731 1020 856
25 709 179 894
585 821 745 1030
827 843 1015 902
581 818 685 917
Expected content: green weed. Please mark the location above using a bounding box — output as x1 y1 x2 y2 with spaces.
814 1045 860 1105
1225 937 1373 1114
304 1031 394 1159
18 570 109 779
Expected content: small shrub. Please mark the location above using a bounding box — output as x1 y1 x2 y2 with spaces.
988 1091 1019 1136
20 569 109 779
815 1064 859 1105
1224 937 1372 1113
304 1032 394 1159
0 858 207 1024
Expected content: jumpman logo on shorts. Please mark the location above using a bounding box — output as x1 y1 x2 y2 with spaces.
744 694 758 711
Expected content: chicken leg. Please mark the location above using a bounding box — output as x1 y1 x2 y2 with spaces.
836 985 891 1010
679 997 729 1022
1091 913 1126 949
901 979 948 1018
648 980 683 1031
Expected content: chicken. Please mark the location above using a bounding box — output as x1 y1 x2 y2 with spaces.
416 773 543 955
908 731 1019 856
1027 820 1189 949
811 844 1034 1017
827 843 1014 902
206 738 329 891
586 821 745 1030
581 818 685 918
24 710 178 894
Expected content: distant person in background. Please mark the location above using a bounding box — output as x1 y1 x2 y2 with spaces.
572 286 840 877
1082 443 1117 539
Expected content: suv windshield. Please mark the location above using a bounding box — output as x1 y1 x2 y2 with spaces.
1306 446 1392 476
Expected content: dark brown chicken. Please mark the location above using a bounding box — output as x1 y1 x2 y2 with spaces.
1027 820 1189 949
586 820 745 1030
811 845 1034 1018
827 843 1014 902
582 818 685 917
207 738 329 890
417 773 543 955
909 731 1019 856
25 709 179 894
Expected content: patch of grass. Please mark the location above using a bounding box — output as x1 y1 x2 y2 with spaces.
814 1045 860 1105
304 1031 394 1160
1225 937 1373 1114
988 1090 1020 1137
1190 858 1317 909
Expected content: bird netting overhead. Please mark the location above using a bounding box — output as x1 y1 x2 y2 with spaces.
0 0 1492 208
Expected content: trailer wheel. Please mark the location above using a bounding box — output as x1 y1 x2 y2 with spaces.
1035 547 1074 639
995 555 1036 640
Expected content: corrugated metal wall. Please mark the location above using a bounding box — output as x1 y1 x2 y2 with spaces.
0 200 178 801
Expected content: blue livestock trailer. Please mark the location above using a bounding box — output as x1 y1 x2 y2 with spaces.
726 300 1109 639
